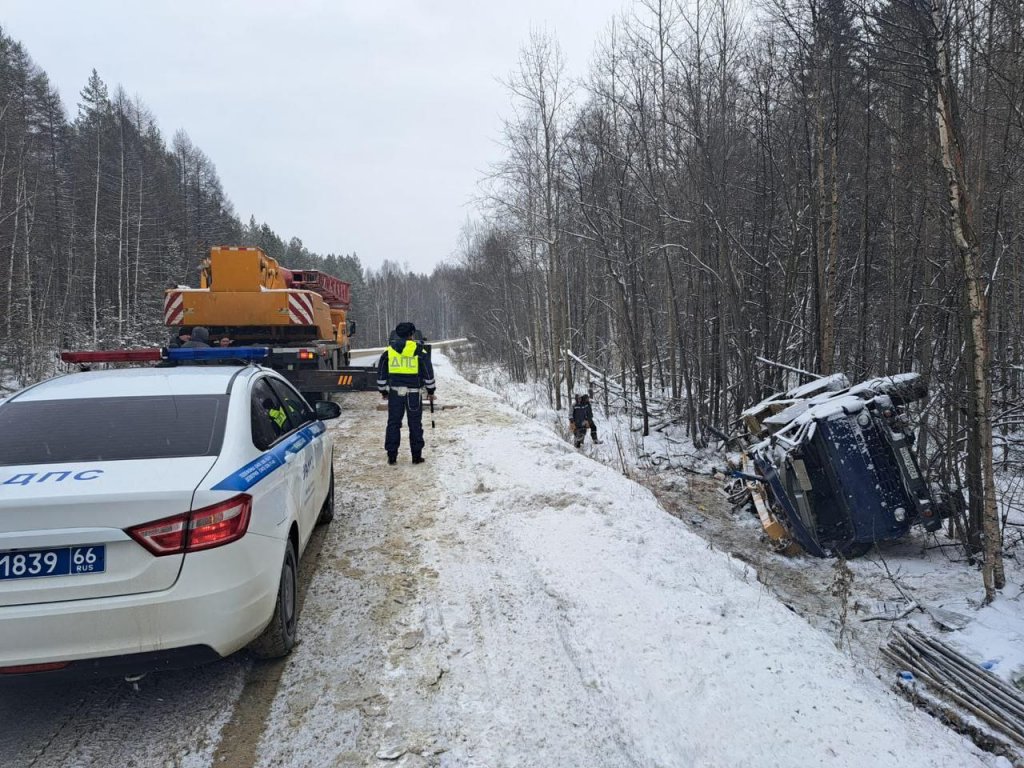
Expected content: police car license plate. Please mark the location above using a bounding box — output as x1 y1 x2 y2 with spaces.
0 545 106 581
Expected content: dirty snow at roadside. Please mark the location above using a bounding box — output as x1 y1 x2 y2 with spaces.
258 354 1005 768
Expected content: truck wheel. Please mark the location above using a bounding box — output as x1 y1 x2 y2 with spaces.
836 541 872 559
249 540 299 659
317 466 335 525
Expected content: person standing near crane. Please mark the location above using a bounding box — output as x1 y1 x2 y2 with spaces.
377 322 436 465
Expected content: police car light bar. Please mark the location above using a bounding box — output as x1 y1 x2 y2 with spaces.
165 347 271 362
61 349 163 363
60 347 271 364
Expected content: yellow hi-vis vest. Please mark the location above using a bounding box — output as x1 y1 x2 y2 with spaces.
269 407 287 429
388 340 419 375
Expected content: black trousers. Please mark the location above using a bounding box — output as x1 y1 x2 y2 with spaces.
573 423 598 446
385 390 424 457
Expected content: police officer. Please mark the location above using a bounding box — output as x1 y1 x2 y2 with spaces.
376 322 436 465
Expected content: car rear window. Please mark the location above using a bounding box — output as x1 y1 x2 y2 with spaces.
0 395 229 465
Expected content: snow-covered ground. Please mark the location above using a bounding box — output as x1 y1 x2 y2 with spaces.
453 352 1024 761
0 354 1016 767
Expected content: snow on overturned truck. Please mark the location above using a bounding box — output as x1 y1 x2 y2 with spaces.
733 373 946 558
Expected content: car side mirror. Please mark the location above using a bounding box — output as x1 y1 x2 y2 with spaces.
315 401 342 420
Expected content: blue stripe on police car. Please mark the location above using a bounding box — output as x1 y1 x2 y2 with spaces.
212 422 326 492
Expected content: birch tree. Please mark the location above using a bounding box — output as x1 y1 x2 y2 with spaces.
919 0 1005 599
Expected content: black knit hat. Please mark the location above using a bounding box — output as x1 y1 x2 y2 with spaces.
395 322 416 338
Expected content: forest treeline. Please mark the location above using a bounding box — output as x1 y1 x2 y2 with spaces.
448 0 1022 598
0 26 457 385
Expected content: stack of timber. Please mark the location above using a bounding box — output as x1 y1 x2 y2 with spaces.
883 625 1024 752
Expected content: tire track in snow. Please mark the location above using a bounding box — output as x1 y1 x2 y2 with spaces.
0 654 247 767
209 522 331 768
416 395 643 768
247 390 450 767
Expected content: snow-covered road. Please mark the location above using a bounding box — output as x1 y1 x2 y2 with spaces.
0 356 1007 767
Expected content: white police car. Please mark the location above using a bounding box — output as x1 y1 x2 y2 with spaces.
0 347 339 678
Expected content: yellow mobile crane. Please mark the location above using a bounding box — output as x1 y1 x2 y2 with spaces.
164 246 375 395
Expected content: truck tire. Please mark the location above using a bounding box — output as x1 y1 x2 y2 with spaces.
836 541 873 559
249 540 299 659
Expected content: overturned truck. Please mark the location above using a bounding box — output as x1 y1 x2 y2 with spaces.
735 373 946 558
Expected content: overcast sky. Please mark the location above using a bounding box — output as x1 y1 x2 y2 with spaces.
0 0 629 274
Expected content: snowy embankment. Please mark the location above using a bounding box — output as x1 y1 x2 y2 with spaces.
456 354 1024 703
260 353 1002 767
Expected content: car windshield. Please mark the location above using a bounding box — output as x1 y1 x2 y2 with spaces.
0 395 229 465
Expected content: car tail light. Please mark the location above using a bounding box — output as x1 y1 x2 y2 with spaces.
127 494 252 556
127 513 189 555
187 495 252 552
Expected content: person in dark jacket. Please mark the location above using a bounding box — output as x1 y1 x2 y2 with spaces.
570 393 601 448
167 327 192 348
181 326 211 348
376 321 436 465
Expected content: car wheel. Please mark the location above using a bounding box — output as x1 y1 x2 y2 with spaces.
317 465 335 525
249 540 299 659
